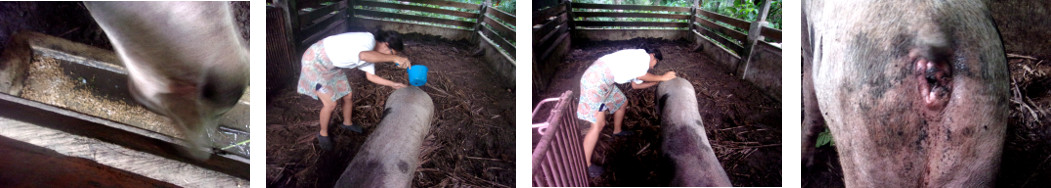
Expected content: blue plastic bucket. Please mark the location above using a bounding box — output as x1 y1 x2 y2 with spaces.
408 65 428 86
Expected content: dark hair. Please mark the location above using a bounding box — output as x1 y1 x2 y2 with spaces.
644 46 662 61
374 31 404 52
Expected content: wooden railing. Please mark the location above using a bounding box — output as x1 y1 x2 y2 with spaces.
571 3 692 29
532 2 571 96
692 8 781 56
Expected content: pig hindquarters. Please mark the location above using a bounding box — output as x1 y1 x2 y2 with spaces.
84 2 249 160
803 1 1009 187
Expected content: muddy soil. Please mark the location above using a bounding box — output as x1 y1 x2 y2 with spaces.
265 38 515 187
533 38 782 186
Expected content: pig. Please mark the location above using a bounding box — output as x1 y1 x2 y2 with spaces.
84 2 249 160
802 0 1010 187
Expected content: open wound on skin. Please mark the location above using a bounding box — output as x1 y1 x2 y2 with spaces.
911 50 953 111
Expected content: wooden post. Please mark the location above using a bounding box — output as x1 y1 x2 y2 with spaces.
739 0 771 78
565 0 575 31
334 87 435 187
656 78 732 187
688 0 700 41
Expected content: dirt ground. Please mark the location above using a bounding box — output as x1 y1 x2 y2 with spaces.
533 38 782 186
265 37 516 187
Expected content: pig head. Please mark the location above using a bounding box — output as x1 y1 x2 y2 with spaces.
84 2 249 160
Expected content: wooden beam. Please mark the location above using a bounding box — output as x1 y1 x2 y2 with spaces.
572 2 691 12
0 93 250 179
575 21 688 28
693 24 743 54
695 9 750 30
481 27 516 55
0 136 178 187
487 7 516 24
573 12 689 20
483 17 515 41
357 0 477 18
760 26 781 42
398 0 479 10
694 16 748 42
533 2 566 23
298 0 347 25
354 9 476 28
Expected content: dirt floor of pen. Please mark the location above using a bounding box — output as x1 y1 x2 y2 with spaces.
265 38 516 187
533 38 782 187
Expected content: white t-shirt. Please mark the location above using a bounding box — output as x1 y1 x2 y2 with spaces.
321 32 377 74
599 49 651 84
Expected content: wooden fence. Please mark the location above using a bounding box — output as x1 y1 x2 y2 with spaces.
267 0 516 94
533 0 782 99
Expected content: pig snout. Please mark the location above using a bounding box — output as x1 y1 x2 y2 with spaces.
85 2 249 160
805 1 1009 187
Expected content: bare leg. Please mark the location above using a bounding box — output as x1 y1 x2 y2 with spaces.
583 111 607 166
341 92 354 125
316 91 336 136
612 102 627 134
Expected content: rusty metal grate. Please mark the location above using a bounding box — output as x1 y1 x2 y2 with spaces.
532 90 588 187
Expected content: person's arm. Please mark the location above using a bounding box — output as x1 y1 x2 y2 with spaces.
359 51 411 69
631 81 659 89
637 71 677 82
365 72 407 89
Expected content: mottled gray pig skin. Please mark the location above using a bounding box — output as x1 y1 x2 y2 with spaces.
803 0 1009 187
85 2 249 160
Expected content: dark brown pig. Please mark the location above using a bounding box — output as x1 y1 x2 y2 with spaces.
802 0 1010 187
84 2 249 160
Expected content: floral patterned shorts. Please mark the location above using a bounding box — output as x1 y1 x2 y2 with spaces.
576 61 626 124
296 41 352 102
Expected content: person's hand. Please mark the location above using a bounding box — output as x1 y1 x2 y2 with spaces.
662 71 677 81
394 57 411 69
391 83 407 89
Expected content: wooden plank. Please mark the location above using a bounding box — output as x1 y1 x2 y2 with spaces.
694 24 743 53
297 12 343 41
405 0 479 10
694 16 747 42
354 9 475 28
539 32 570 61
760 26 781 42
574 12 689 19
299 21 345 51
572 2 690 13
533 14 567 36
357 0 477 18
298 0 346 25
575 21 688 28
533 3 566 23
0 93 250 179
483 17 515 41
0 136 179 187
487 7 516 24
536 24 567 47
695 9 750 30
481 27 515 55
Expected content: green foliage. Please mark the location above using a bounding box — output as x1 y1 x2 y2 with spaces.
816 128 835 148
701 0 782 30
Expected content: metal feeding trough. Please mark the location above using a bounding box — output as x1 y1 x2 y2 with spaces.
0 31 249 179
531 91 588 187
